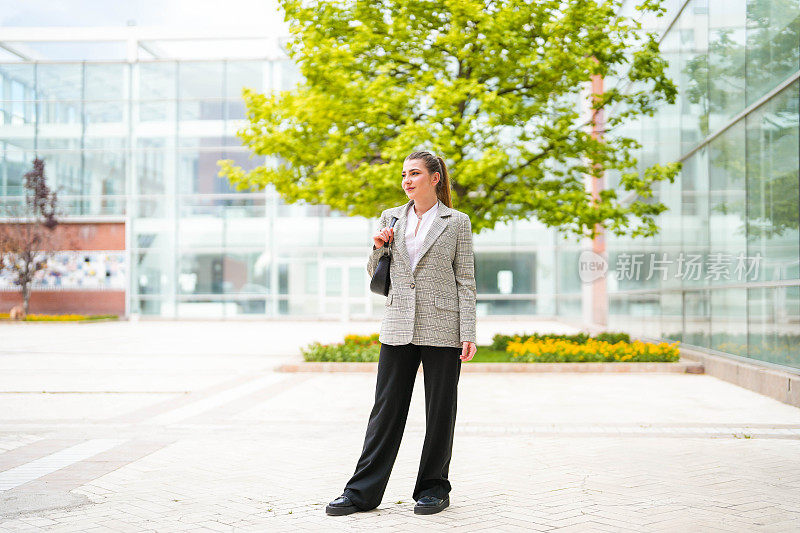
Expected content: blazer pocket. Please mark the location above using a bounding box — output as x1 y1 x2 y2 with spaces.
434 295 458 312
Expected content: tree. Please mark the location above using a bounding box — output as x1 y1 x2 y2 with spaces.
0 159 69 315
219 0 680 239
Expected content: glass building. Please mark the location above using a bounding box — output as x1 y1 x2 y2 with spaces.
1 0 798 372
0 29 565 323
606 0 800 370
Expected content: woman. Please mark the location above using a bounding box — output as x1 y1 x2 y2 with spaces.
326 150 477 516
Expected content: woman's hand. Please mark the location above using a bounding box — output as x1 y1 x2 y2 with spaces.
460 341 477 361
373 225 394 249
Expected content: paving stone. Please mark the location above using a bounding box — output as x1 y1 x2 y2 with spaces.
1 321 799 531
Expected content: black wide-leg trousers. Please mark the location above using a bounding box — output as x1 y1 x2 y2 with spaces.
342 342 462 511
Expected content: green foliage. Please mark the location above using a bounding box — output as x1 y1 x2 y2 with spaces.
219 0 680 240
594 331 632 344
302 341 381 362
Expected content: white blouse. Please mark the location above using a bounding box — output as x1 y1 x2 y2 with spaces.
405 199 440 271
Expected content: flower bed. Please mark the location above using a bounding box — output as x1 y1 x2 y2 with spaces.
301 331 680 363
506 337 679 363
302 333 381 362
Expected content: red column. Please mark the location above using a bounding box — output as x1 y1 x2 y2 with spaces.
590 71 608 327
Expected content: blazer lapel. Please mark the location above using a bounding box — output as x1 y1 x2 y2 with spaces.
392 199 413 273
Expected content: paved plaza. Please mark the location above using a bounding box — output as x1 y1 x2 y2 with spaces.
1 320 799 532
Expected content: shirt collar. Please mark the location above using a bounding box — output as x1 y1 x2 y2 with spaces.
409 199 439 220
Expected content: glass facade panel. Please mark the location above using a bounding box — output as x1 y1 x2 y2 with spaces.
680 0 710 151
84 63 126 100
138 62 176 100
138 100 175 122
748 286 800 368
745 0 800 105
710 287 748 355
136 251 175 298
177 148 241 195
0 144 33 197
708 0 746 131
680 146 709 289
178 252 268 295
179 100 226 121
684 289 711 348
660 291 683 340
83 150 126 199
0 64 35 100
708 121 747 286
179 62 224 99
226 61 264 96
134 217 174 251
658 27 681 164
37 150 82 195
37 63 83 101
178 199 267 249
85 101 125 124
475 252 535 296
556 249 582 295
745 81 799 282
38 101 81 125
278 59 302 91
135 138 173 196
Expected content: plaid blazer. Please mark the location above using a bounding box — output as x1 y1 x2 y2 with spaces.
367 199 477 348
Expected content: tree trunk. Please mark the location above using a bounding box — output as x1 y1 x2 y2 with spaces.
22 283 30 315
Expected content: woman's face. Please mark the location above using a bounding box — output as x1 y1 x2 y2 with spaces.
402 159 439 201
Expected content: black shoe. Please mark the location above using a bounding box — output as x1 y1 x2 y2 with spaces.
414 495 449 515
326 494 361 516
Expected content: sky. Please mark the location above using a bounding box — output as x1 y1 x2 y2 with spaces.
0 0 289 31
0 0 292 60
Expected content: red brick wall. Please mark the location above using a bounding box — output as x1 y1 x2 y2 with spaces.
52 222 125 251
0 221 126 316
0 290 124 315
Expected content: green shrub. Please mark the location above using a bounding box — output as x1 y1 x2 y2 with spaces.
301 340 381 362
301 333 382 362
594 332 631 344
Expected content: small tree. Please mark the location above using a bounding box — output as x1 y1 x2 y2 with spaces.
0 159 67 315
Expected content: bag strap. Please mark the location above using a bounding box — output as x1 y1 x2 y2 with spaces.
385 216 399 256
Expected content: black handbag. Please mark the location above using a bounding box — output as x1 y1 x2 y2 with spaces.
369 216 399 296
